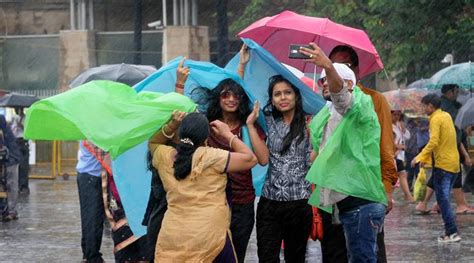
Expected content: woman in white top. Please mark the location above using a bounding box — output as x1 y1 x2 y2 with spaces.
392 109 414 201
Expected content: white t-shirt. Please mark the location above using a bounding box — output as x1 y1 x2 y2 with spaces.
393 122 410 161
11 115 24 138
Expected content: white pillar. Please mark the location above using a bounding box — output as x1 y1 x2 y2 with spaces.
162 0 167 27
184 0 189 25
180 0 184 25
70 0 76 30
173 0 178 25
88 0 94 30
191 0 197 26
77 0 82 29
81 0 86 29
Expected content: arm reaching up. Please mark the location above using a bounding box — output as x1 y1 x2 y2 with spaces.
148 111 186 152
237 44 249 79
246 101 269 165
175 57 189 94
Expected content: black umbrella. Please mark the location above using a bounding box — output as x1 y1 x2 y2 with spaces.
69 63 157 88
0 93 39 107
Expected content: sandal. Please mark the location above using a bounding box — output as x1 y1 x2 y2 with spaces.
415 209 431 215
455 209 474 215
430 206 440 214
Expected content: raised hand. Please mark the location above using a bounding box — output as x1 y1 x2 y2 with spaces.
168 110 187 130
176 57 190 86
299 43 332 69
246 101 260 126
239 44 250 65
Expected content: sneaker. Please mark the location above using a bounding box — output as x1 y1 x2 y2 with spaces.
438 233 461 243
2 211 18 221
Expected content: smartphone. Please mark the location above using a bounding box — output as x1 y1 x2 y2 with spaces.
289 44 313 59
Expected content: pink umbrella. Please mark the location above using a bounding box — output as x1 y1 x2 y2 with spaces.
238 10 384 78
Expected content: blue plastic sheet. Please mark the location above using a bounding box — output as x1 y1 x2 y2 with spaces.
115 40 326 237
114 58 264 237
225 38 325 115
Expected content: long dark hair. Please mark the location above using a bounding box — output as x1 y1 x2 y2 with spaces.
205 78 251 123
263 75 306 154
174 113 210 180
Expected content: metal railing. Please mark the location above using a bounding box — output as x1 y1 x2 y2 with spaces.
14 89 64 98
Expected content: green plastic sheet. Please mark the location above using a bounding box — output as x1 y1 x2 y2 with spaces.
24 80 197 159
306 87 387 212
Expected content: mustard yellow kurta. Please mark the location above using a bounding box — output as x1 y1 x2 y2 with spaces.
152 144 231 262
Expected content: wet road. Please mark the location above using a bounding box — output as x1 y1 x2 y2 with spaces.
1 178 474 262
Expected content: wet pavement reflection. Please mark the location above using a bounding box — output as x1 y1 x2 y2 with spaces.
1 178 473 262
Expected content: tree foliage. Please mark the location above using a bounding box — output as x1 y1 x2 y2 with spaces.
229 0 473 83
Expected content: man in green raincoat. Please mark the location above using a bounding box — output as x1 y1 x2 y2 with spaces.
300 44 387 262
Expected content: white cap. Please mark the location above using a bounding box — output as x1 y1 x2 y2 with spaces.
320 63 356 86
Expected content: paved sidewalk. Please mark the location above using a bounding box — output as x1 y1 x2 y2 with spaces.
1 178 474 262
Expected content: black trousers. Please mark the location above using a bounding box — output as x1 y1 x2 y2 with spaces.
320 210 387 263
230 201 255 263
77 172 105 262
256 197 312 263
17 139 29 191
144 194 167 262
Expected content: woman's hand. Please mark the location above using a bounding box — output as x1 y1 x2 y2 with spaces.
246 101 260 126
210 120 233 140
176 58 190 86
239 44 250 65
168 111 187 130
238 44 249 78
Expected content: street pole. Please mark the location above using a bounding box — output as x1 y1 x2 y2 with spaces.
216 0 228 67
134 0 143 64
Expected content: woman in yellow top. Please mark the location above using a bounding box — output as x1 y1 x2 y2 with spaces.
148 111 258 262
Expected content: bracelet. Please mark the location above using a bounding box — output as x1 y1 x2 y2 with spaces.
175 83 184 90
161 124 175 139
229 135 238 149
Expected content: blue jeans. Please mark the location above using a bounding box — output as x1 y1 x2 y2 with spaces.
339 202 385 263
433 168 458 235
